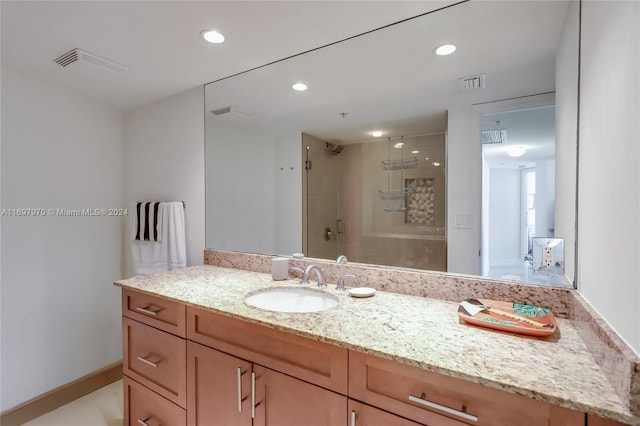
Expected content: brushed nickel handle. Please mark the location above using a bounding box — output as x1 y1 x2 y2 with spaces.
351 410 357 426
251 372 256 419
136 355 159 368
409 395 478 423
135 306 160 316
237 367 243 412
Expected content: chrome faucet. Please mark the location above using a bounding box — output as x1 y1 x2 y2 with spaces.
336 255 348 264
302 265 326 287
336 274 356 290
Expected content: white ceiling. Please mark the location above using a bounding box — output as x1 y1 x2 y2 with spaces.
2 0 572 166
1 0 456 110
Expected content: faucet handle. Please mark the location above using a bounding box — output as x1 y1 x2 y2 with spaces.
336 274 356 291
289 266 305 282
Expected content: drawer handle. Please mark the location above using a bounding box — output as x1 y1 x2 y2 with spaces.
409 395 478 424
251 372 256 419
135 305 160 316
137 417 156 426
351 410 357 426
237 367 243 413
136 355 160 368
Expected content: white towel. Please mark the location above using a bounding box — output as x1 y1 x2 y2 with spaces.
131 201 186 275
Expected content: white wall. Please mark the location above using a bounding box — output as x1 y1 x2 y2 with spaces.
447 104 482 274
1 68 124 411
578 0 640 354
488 168 521 267
205 123 301 255
123 88 205 278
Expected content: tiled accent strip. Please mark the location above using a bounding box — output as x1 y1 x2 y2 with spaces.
571 292 640 416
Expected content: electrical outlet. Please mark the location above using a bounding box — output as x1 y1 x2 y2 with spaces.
543 246 555 266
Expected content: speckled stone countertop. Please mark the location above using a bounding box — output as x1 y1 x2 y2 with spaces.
115 265 639 425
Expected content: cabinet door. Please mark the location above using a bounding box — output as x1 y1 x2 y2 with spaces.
348 399 423 426
253 364 347 426
187 341 252 426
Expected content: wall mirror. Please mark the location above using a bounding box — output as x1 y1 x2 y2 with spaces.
205 0 579 287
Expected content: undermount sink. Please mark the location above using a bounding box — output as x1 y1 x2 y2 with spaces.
244 286 339 313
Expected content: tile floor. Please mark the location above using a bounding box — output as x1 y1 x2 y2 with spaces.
22 380 123 426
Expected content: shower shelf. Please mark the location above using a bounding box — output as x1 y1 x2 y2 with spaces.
378 188 415 200
381 157 418 170
384 206 408 212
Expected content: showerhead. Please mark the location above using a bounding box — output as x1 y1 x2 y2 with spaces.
326 142 344 155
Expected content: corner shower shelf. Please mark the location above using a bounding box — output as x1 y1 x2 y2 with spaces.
378 188 415 200
381 157 418 171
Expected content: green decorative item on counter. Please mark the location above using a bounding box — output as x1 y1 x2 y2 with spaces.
513 303 551 318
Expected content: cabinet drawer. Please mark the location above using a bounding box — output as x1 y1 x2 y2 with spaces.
124 377 186 426
187 306 348 394
123 317 187 408
349 351 554 426
122 289 186 337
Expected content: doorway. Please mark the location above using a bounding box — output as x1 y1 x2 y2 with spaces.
480 100 556 282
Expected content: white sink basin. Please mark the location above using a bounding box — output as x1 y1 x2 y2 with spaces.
244 287 339 313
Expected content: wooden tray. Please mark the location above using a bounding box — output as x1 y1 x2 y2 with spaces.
457 298 557 337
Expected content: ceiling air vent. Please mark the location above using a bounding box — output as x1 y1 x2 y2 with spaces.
210 105 255 118
54 49 128 74
459 74 486 91
481 130 508 144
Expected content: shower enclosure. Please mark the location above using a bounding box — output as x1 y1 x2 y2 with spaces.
303 132 447 271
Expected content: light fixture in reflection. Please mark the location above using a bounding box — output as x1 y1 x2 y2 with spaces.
432 161 441 167
411 150 419 154
372 130 383 137
292 82 308 91
201 30 225 44
394 142 404 149
435 43 456 56
508 146 526 157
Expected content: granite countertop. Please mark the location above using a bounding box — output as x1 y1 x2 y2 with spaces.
115 265 639 425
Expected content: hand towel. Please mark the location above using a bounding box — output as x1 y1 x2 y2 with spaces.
133 201 162 242
131 201 186 275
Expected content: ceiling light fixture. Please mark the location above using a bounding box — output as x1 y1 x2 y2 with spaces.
508 146 526 158
292 82 308 91
432 161 441 167
435 43 456 56
201 30 225 44
394 142 404 149
411 150 420 154
372 130 383 137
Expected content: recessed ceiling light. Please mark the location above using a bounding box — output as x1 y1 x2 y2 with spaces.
292 82 308 91
411 150 419 154
435 43 456 56
201 30 225 44
432 161 441 167
394 142 404 149
424 157 430 160
372 130 383 137
508 146 526 157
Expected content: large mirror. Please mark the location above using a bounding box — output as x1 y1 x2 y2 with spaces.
205 0 579 287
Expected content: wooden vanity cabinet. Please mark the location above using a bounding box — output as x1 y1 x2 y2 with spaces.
122 291 187 426
349 351 585 426
121 289 627 426
186 307 348 426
